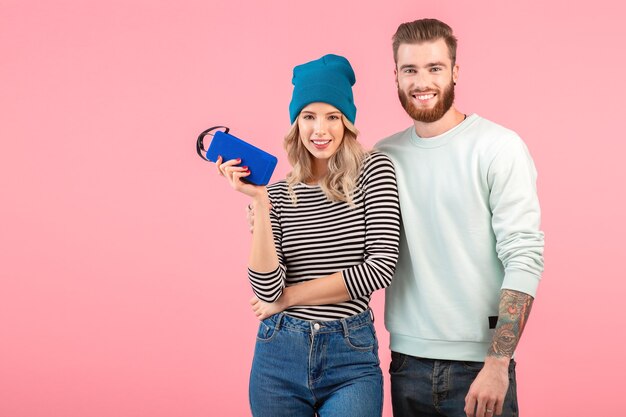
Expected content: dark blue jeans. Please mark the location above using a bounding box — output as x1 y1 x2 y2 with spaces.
390 352 518 417
249 310 383 417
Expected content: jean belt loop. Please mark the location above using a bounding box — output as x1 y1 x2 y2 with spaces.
369 308 375 323
275 313 284 330
340 318 349 337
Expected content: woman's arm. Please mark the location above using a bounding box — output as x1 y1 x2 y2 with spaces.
248 195 279 272
218 157 285 301
250 272 349 319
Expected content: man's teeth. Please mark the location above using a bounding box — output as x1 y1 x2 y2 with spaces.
312 140 331 145
415 94 435 100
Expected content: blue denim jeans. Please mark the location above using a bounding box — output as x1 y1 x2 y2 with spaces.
390 352 518 417
249 309 383 417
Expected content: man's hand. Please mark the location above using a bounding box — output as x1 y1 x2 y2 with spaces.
464 356 509 417
465 289 533 416
250 295 286 320
246 203 254 233
246 200 271 233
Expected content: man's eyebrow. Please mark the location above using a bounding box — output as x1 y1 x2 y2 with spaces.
425 62 448 68
399 62 448 70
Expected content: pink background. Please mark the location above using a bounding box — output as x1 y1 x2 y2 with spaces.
2 0 624 416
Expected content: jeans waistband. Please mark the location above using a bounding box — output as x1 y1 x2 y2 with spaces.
266 309 374 334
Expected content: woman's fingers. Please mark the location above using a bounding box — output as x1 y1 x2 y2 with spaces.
215 155 224 176
250 297 260 313
230 170 251 190
249 296 267 320
219 160 250 190
217 157 242 177
215 160 264 198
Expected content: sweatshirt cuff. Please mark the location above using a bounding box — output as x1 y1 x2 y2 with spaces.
501 268 541 297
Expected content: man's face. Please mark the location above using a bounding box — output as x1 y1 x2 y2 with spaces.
395 39 458 123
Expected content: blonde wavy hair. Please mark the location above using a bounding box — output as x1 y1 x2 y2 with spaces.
283 114 368 207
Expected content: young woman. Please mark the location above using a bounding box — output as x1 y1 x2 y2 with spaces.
216 54 400 417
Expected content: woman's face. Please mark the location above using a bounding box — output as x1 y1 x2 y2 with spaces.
297 102 345 163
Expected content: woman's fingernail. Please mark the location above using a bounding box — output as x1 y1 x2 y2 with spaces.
242 166 248 170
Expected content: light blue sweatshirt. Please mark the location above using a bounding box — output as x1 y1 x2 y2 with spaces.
376 114 544 362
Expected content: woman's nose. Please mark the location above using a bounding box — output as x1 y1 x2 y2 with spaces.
314 120 326 135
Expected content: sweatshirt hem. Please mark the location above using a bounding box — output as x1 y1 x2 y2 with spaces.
390 334 490 362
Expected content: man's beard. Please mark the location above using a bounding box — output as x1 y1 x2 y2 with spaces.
398 80 455 123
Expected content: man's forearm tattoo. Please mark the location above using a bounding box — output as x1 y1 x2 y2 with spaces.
488 289 534 358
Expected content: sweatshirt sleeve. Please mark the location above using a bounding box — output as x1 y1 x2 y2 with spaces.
342 153 401 299
247 187 286 302
488 136 545 297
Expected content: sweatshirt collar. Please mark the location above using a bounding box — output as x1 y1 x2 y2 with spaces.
410 113 478 148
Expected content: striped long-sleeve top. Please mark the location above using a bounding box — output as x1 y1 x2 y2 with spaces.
248 151 401 321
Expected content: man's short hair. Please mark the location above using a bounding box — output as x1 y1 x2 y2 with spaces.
392 18 458 66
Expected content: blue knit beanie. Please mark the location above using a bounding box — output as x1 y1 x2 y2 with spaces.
289 54 356 124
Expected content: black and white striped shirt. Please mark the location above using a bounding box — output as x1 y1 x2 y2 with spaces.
248 151 401 321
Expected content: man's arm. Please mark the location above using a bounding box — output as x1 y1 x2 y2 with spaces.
464 289 534 417
464 134 543 417
490 289 534 358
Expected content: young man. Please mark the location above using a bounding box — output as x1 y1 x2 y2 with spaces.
376 19 544 417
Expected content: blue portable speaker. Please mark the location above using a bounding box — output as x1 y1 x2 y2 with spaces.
196 126 277 186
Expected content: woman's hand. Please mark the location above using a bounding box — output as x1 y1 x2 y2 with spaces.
250 295 287 320
216 156 266 199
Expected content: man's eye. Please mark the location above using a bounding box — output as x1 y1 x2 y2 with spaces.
403 69 416 73
431 67 442 72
